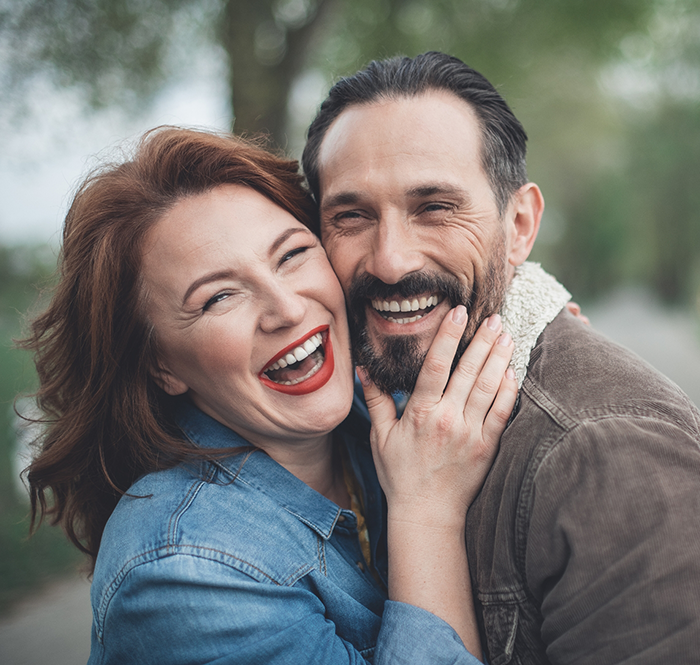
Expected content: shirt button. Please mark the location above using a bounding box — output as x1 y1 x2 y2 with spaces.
337 515 345 523
356 561 365 571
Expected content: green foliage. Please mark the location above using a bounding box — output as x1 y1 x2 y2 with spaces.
0 0 203 111
0 244 82 614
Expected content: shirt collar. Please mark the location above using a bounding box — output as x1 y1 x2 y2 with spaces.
174 400 359 541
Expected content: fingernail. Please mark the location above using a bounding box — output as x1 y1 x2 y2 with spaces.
452 305 467 325
487 314 501 331
506 367 516 380
356 367 371 386
498 332 512 346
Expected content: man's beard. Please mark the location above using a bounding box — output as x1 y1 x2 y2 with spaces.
347 241 509 395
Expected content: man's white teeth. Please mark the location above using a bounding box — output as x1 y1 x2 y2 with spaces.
370 294 441 325
267 333 323 372
387 314 422 324
371 294 439 313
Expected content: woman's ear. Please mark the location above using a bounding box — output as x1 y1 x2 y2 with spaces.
150 362 189 396
505 183 544 268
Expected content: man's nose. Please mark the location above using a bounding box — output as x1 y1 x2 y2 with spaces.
364 216 425 285
259 282 307 333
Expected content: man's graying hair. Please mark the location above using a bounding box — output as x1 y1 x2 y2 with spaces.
302 51 529 216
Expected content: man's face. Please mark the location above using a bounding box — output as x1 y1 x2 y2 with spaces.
316 91 521 393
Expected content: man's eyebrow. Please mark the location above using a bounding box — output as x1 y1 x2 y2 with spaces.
322 184 471 210
320 191 361 210
182 227 309 305
407 183 469 199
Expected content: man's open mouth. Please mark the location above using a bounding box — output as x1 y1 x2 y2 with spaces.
259 326 335 395
370 293 443 324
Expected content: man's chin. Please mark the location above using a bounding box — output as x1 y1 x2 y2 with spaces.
352 328 427 395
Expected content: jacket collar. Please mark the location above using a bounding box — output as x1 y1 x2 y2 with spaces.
500 262 571 387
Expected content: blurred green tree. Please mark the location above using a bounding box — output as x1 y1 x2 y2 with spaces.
1 0 698 304
0 0 334 148
0 0 656 146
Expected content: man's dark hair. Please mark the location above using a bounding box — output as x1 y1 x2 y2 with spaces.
302 51 529 215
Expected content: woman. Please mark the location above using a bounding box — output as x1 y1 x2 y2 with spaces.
23 127 517 664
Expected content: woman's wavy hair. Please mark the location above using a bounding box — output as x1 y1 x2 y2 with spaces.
20 127 317 570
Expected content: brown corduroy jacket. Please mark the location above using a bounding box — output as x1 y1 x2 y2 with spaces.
468 309 700 664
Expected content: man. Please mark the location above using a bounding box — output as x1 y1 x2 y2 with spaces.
301 52 700 663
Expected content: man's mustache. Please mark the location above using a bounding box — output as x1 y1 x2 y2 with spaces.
347 271 474 311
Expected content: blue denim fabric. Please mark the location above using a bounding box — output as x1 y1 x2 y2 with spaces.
88 398 482 664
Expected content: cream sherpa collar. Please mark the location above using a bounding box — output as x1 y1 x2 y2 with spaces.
499 262 571 387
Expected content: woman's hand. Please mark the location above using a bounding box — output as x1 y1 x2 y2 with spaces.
566 301 590 325
358 305 517 657
359 305 517 528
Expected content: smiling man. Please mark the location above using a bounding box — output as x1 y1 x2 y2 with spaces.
301 52 700 664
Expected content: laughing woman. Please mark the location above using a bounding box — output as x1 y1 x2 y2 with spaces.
23 128 517 664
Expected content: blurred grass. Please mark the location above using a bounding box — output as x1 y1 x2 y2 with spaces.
0 244 84 617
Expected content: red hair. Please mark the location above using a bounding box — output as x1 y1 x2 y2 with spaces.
21 127 317 569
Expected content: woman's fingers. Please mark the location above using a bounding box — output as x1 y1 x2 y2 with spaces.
409 305 469 410
356 367 398 440
481 367 518 445
442 314 508 412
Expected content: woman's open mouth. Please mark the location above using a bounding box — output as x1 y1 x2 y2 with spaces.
259 326 335 395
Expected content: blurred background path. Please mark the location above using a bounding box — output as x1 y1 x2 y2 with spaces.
0 574 91 665
1 288 699 665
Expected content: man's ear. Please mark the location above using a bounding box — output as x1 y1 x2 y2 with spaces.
505 183 544 268
150 362 189 396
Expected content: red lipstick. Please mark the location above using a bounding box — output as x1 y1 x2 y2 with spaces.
259 326 335 395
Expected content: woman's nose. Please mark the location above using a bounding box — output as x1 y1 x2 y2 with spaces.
258 282 308 333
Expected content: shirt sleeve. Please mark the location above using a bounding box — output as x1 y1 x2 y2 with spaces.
377 601 485 664
526 416 700 663
91 554 484 665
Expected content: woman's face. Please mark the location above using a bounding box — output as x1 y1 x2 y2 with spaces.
141 184 355 451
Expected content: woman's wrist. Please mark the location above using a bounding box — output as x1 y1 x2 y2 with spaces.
386 497 470 532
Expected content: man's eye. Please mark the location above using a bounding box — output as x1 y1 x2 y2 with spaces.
336 210 365 221
423 202 450 213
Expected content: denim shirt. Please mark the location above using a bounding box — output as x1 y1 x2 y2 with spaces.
88 398 481 664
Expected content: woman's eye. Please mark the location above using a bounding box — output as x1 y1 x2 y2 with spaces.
203 292 230 311
280 246 308 264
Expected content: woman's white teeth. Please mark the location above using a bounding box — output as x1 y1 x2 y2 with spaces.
267 333 323 372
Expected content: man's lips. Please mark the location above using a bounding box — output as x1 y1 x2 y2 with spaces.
369 293 443 325
259 326 335 395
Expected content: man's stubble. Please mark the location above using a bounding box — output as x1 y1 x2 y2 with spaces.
346 231 509 395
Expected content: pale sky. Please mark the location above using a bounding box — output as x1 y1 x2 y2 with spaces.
0 76 231 246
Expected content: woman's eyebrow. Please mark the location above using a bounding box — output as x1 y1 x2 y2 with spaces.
182 269 236 306
181 227 311 305
268 227 310 257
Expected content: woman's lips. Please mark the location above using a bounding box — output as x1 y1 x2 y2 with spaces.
259 326 335 395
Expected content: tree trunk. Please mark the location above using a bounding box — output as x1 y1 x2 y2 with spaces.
221 0 334 150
